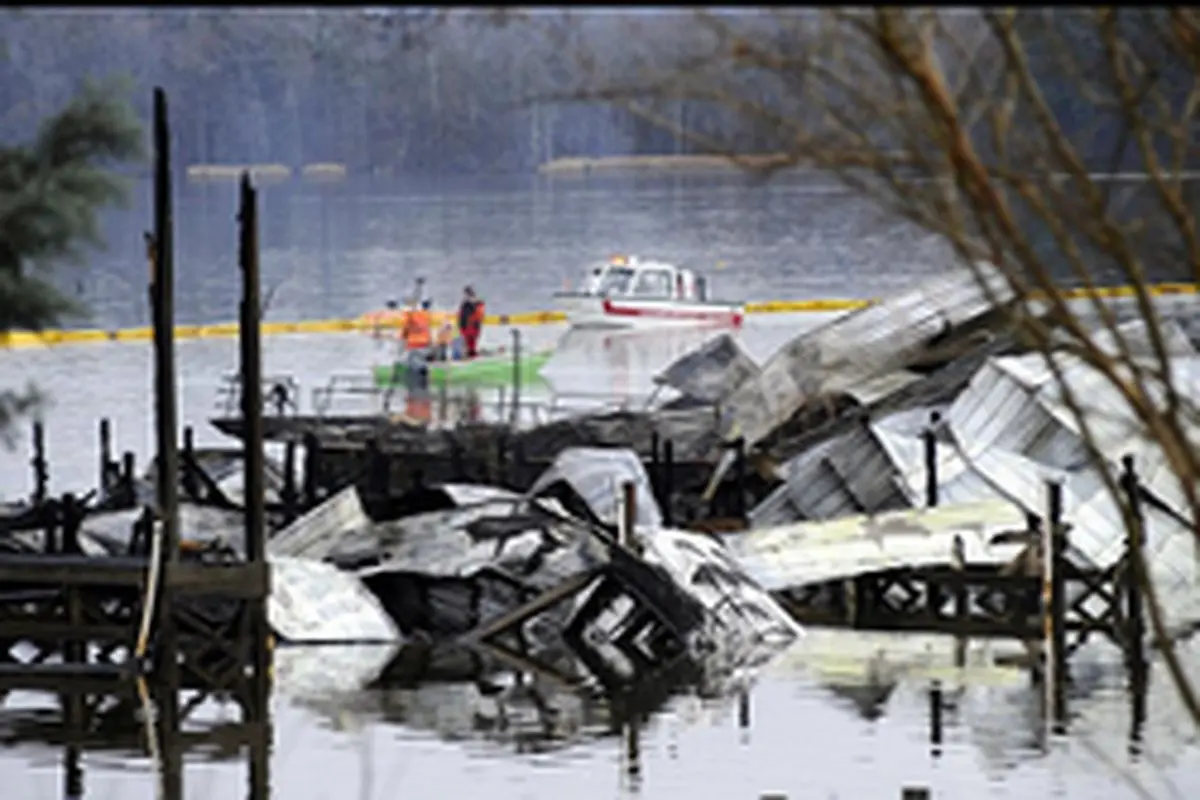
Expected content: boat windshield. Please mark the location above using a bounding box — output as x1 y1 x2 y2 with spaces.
596 267 635 296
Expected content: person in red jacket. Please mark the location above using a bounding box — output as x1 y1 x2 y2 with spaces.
458 285 485 358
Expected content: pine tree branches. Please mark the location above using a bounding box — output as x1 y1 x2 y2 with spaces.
0 78 143 433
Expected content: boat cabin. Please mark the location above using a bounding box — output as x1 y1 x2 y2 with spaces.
577 255 710 302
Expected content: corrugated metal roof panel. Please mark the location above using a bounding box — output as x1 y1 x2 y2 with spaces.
728 499 1029 591
528 447 663 529
717 262 1015 450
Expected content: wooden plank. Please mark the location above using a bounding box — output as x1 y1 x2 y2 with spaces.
0 662 132 693
0 554 149 587
0 619 133 642
169 561 270 599
0 556 269 600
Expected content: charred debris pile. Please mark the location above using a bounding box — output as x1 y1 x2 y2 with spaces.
2 429 803 710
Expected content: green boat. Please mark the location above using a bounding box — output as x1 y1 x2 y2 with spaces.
373 348 553 388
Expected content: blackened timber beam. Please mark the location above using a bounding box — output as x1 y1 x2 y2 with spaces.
0 556 267 598
470 641 585 693
460 569 601 645
0 663 132 694
2 720 269 752
0 620 132 642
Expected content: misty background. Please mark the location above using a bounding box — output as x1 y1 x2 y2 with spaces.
1 9 1190 330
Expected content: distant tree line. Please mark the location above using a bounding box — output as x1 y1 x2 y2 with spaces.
1 9 1180 179
0 9 752 177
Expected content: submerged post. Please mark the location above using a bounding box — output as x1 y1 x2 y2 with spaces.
149 84 183 800
238 169 272 799
1119 455 1147 688
923 411 941 508
31 421 47 505
928 679 943 756
98 418 112 491
1043 479 1067 732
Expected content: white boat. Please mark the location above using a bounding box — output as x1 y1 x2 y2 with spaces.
553 255 745 330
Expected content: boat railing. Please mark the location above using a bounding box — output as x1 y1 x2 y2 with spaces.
310 373 403 417
306 373 661 428
214 373 302 417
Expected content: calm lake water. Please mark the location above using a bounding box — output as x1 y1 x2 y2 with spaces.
3 174 1199 798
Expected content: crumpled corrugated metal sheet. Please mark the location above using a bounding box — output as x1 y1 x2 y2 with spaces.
270 556 401 643
528 447 663 529
743 313 1200 623
654 333 761 406
820 318 1200 624
268 485 369 560
716 262 1014 454
729 499 1029 591
748 416 919 527
640 526 803 691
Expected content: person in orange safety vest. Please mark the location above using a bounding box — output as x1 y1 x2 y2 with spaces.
401 299 433 351
458 286 485 359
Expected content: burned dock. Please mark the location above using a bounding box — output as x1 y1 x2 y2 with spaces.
1 90 272 799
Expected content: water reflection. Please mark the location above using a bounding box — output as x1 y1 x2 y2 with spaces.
1 631 1196 799
542 326 731 401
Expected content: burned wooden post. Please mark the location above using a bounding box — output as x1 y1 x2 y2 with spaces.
302 431 321 509
510 328 522 425
63 497 87 800
738 689 751 730
1043 479 1068 732
31 421 48 506
951 533 968 621
733 436 747 520
928 679 944 756
901 788 931 800
620 481 638 551
61 493 82 555
149 85 184 800
624 719 641 782
41 497 60 554
495 431 510 487
237 169 272 800
923 411 941 508
1118 454 1147 689
181 426 198 499
450 439 465 481
98 418 113 492
662 439 675 527
649 430 661 505
281 439 298 523
365 438 389 499
128 505 153 556
121 451 136 508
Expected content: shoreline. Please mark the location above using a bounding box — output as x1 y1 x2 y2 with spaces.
2 282 1195 351
536 153 796 176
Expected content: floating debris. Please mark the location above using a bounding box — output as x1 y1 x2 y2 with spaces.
268 557 400 644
